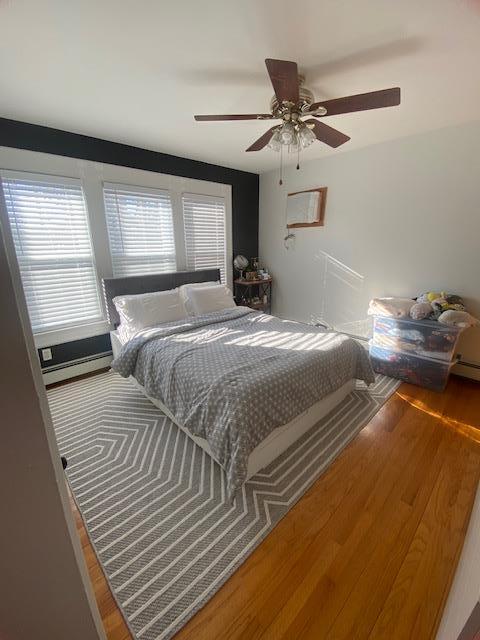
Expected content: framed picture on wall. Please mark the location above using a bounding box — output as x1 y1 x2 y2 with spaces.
286 187 327 228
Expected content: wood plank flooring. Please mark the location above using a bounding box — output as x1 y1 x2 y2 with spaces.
70 375 480 640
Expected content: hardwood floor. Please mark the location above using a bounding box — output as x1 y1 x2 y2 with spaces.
70 375 480 640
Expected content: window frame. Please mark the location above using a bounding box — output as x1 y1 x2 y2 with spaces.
103 181 177 278
0 169 107 346
0 150 233 348
182 192 228 284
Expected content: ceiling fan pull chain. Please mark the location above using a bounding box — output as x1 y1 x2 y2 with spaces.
279 145 283 186
296 145 300 171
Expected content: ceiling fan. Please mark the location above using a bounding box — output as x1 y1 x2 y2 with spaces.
194 58 400 179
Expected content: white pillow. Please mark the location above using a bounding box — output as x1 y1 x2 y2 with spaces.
113 288 187 339
179 281 219 315
187 284 236 316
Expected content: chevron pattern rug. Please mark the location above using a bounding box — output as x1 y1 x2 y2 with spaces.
48 370 399 640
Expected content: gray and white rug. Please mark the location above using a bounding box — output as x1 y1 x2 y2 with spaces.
48 370 399 640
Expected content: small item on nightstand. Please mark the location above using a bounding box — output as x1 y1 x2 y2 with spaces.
234 273 272 313
244 258 258 281
233 254 249 281
258 268 270 280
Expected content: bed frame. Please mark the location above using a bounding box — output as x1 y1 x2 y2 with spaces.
103 269 354 481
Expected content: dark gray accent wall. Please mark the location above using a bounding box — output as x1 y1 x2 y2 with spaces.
0 117 259 371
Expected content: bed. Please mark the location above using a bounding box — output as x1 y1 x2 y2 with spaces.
103 270 375 499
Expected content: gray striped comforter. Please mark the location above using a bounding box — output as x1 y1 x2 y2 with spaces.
112 307 375 499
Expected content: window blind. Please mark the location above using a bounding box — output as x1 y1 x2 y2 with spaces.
182 193 227 283
1 175 102 334
104 183 176 277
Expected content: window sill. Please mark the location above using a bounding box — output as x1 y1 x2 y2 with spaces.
33 319 111 348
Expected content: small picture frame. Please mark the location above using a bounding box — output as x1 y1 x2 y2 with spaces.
286 187 327 228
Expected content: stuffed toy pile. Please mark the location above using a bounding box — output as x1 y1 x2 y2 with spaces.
368 291 479 329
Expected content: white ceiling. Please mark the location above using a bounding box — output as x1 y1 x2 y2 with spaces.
1 0 479 173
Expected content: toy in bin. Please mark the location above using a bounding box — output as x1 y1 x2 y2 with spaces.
368 291 478 391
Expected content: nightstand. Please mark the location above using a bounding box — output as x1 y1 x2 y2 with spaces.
234 277 272 313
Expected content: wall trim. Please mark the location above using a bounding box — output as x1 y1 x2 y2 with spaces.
453 361 480 382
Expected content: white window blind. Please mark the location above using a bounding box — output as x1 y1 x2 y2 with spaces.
182 193 227 283
104 183 176 277
1 174 102 334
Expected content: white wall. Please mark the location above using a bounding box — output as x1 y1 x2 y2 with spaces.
0 215 105 640
437 484 480 639
259 120 480 372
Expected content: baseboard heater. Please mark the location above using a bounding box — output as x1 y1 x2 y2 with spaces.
41 350 113 373
456 360 480 371
42 351 113 385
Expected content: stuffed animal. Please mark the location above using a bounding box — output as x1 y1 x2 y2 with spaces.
445 294 465 307
410 301 434 320
372 293 477 332
438 310 479 329
431 294 466 317
412 292 466 320
417 291 444 304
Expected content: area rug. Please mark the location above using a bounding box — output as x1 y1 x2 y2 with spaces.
48 370 399 640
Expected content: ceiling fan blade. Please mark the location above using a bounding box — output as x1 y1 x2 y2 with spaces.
309 87 401 116
194 113 273 121
304 119 350 148
246 126 278 152
265 59 300 104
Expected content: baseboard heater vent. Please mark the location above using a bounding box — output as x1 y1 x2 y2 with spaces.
457 360 480 371
41 350 113 373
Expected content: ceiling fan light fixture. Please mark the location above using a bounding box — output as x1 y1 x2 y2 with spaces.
267 128 282 152
280 122 296 145
299 126 316 149
287 134 300 154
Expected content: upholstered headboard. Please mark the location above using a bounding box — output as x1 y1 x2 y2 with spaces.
102 269 220 328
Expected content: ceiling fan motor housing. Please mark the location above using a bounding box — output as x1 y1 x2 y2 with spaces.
270 82 315 116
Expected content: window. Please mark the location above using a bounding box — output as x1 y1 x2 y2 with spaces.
182 193 227 283
104 183 176 277
1 174 102 334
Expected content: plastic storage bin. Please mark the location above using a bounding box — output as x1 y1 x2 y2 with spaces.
369 343 454 392
370 316 461 391
372 316 460 362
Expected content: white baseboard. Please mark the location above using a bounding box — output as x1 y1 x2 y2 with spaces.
43 354 113 386
453 361 480 382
